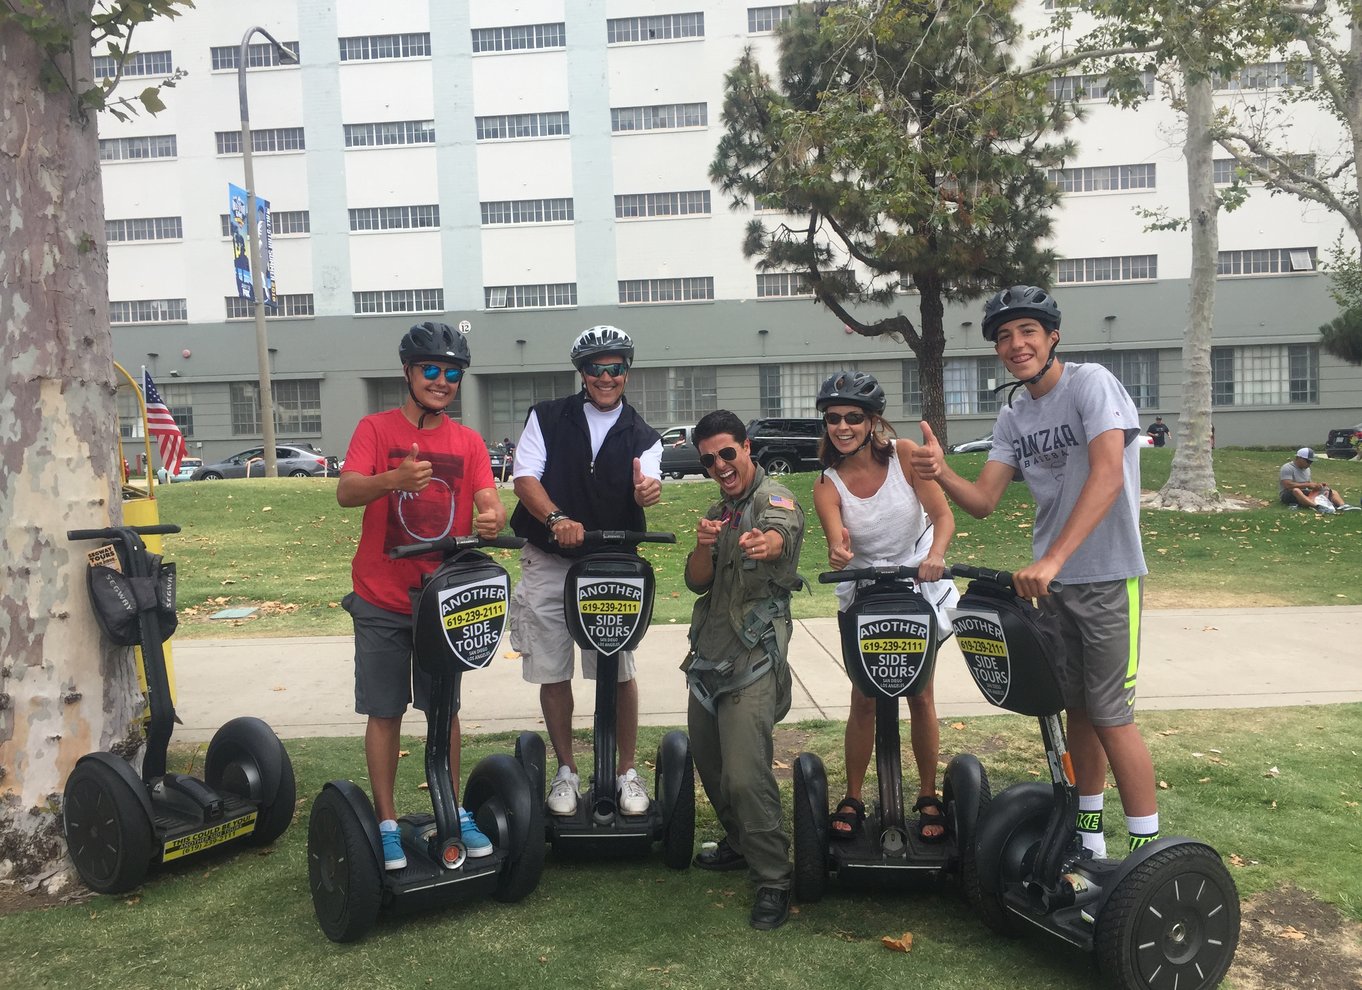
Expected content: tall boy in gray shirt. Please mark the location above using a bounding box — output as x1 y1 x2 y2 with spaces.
912 285 1158 857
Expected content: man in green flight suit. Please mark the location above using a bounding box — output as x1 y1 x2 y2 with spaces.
683 409 806 930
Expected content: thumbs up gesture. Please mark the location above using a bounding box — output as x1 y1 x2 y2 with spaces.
910 421 945 480
632 455 661 507
828 526 853 569
394 443 432 492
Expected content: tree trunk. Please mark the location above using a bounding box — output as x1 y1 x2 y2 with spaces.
916 283 948 444
0 8 140 887
1154 66 1222 510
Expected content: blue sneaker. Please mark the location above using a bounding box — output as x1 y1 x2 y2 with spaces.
379 822 407 871
459 808 493 858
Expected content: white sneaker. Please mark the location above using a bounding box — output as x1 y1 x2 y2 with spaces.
617 768 650 816
547 766 579 816
1341 504 1362 512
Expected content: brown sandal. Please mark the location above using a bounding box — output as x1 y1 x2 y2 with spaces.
830 796 866 840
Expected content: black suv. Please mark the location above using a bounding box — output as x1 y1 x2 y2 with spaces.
745 417 824 474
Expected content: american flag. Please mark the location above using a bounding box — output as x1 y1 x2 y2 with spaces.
142 368 186 476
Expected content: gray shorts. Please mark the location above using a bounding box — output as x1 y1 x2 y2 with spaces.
1038 577 1144 727
344 591 452 718
509 543 637 685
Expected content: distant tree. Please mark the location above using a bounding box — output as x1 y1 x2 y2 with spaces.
711 0 1074 444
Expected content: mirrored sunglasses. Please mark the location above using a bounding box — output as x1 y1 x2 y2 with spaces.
419 364 464 383
582 361 629 378
699 446 740 469
823 411 867 426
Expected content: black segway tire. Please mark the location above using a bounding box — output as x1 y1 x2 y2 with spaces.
62 758 154 894
964 782 1055 936
792 753 829 903
467 754 546 903
205 716 296 845
656 732 695 870
307 787 382 943
942 754 991 884
1096 842 1240 990
515 730 547 801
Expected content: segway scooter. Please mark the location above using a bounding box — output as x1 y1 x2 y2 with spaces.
63 525 296 894
519 530 695 868
792 565 988 902
307 535 544 943
948 564 1239 990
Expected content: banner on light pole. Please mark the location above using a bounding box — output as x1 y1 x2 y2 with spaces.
229 182 277 307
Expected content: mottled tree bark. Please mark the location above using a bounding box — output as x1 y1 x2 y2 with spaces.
0 6 141 884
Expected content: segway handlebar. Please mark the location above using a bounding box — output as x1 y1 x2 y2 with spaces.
580 530 677 546
68 524 182 541
818 564 943 585
388 534 527 559
949 563 1062 595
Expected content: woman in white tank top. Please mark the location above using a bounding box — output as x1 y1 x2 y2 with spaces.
811 371 959 843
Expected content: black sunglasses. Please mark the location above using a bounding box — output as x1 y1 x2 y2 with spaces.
699 446 740 469
418 364 464 383
823 411 868 426
582 361 629 378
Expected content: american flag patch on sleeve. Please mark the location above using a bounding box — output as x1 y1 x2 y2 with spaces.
768 494 795 510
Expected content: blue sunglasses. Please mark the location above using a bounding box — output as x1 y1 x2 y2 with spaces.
418 363 464 383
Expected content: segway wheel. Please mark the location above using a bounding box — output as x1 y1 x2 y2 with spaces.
62 760 153 894
307 788 381 943
466 754 546 903
792 755 829 903
656 734 695 870
942 755 991 886
205 716 297 845
964 783 1054 936
1096 843 1240 990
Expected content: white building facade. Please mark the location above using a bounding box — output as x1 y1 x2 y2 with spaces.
100 1 1361 462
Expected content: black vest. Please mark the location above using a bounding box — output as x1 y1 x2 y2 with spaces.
510 391 661 556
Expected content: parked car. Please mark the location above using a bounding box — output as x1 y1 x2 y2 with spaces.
745 417 824 474
1324 422 1362 459
948 433 994 454
487 441 514 480
191 445 339 480
659 426 702 478
156 456 203 484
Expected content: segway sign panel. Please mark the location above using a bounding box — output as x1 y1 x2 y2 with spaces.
574 576 646 656
854 612 931 698
948 608 1012 708
437 574 509 669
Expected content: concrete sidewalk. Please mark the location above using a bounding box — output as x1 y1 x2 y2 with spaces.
167 606 1362 742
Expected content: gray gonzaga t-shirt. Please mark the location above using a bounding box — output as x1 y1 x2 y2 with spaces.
988 362 1148 583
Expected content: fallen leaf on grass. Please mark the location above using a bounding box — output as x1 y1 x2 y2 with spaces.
1158 780 1170 790
1158 729 1179 736
398 750 410 758
951 722 967 731
1198 777 1212 783
1277 926 1308 941
1228 853 1259 867
881 932 913 953
418 782 429 790
772 759 790 770
1264 766 1280 778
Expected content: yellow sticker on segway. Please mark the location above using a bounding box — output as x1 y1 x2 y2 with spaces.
161 812 257 862
579 599 641 614
443 599 507 629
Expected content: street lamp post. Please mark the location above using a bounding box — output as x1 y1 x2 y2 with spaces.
238 26 298 478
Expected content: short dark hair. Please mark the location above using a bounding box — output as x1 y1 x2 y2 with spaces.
694 410 746 446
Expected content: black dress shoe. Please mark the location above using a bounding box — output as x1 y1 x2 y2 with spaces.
750 886 791 930
693 838 747 872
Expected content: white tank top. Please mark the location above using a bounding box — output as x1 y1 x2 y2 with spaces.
824 447 960 625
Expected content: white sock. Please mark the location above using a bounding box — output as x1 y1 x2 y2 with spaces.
1076 793 1106 857
1126 812 1159 838
379 818 398 833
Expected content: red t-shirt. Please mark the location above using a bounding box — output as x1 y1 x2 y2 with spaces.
344 409 495 613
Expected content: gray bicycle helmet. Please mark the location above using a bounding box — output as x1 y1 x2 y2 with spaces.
816 370 887 414
570 325 634 369
981 285 1061 342
399 321 471 368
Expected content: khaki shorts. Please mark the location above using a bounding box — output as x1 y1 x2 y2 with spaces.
510 543 637 685
1039 577 1144 727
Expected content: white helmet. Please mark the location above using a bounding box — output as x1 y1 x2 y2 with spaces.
569 325 634 369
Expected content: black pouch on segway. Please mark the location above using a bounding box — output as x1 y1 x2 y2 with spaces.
87 557 179 645
563 550 655 657
948 581 1066 717
411 551 511 673
839 581 939 700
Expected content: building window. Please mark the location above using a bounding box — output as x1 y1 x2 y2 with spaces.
1067 349 1160 409
748 6 795 33
755 272 815 298
480 199 573 225
161 382 195 437
368 376 463 420
611 103 707 132
220 210 310 236
209 41 300 70
471 23 566 52
484 283 578 310
1212 344 1318 406
618 277 714 304
1056 255 1157 284
1049 164 1155 193
614 190 710 219
758 364 782 416
344 120 436 148
607 13 704 44
1216 247 1316 276
629 366 718 425
98 134 177 162
944 357 1009 415
338 33 432 61
353 289 444 314
1047 71 1153 102
487 372 575 427
215 128 306 155
106 216 183 242
231 380 323 435
766 363 851 416
1212 154 1316 185
225 294 316 319
474 112 570 141
1215 61 1314 91
901 361 923 416
92 50 173 79
349 205 441 231
110 298 187 324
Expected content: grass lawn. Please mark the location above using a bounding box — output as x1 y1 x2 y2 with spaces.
152 447 1362 639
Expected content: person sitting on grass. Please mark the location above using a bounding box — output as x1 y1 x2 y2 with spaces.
1279 448 1359 513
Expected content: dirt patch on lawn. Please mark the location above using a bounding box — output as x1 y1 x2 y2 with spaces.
771 727 816 782
1228 885 1362 990
0 875 92 919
